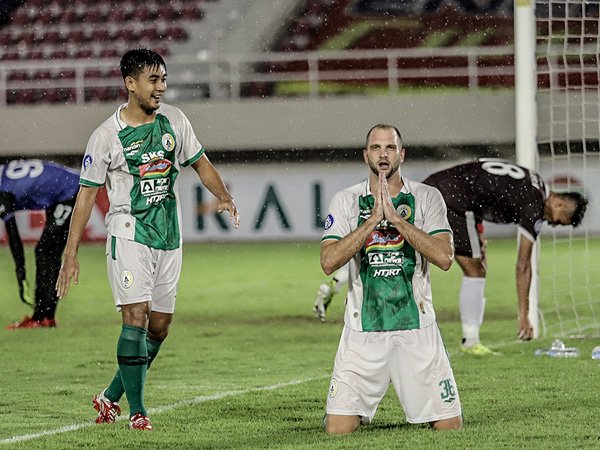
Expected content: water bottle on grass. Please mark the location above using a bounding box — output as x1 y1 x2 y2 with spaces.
534 339 580 357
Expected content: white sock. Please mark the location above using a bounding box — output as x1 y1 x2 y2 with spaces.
460 276 486 347
332 264 349 294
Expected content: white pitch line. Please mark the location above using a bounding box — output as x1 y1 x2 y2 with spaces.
0 376 327 445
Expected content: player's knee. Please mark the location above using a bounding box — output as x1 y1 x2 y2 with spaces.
147 328 169 342
431 415 463 431
325 415 361 435
475 262 486 277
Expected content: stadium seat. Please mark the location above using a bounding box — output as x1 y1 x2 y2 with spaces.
32 70 52 80
1 0 214 104
8 71 29 82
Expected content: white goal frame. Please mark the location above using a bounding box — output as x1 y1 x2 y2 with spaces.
514 0 540 338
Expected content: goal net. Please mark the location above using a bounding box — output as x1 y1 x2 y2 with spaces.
535 0 600 337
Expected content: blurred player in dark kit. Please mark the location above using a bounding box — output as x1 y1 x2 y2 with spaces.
1 159 79 329
424 159 587 354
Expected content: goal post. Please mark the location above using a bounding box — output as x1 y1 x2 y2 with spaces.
514 0 540 338
518 0 600 338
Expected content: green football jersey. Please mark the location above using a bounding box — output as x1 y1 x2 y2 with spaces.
321 179 452 332
80 103 204 250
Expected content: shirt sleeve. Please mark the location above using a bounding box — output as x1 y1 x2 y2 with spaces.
79 127 111 187
518 203 544 242
175 108 205 167
422 186 452 236
321 191 351 242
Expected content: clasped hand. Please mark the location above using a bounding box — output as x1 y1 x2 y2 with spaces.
372 173 402 225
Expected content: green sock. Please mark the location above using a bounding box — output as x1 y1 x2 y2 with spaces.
116 325 148 417
105 336 163 403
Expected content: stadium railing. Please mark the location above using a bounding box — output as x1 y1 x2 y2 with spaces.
0 45 515 106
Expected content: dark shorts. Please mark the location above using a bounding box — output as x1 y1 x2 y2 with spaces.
446 208 484 259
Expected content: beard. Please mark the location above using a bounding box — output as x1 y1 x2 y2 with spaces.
368 159 399 179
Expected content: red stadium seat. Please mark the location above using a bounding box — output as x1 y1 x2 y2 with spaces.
91 28 110 42
33 70 53 80
84 68 103 78
55 69 76 79
8 71 30 82
25 50 45 61
42 88 61 103
60 10 79 23
99 48 119 58
0 32 13 46
45 30 63 45
67 29 89 44
2 0 214 104
1 51 22 61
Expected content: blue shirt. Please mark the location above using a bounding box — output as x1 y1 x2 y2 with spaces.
0 159 80 221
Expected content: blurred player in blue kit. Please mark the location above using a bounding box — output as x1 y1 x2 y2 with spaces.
56 48 239 431
1 159 79 329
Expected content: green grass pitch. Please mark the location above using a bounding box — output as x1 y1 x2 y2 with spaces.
1 239 599 448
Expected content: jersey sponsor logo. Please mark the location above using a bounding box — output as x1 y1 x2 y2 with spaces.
324 214 334 230
397 204 412 220
368 252 403 266
162 133 175 152
141 151 166 163
140 178 171 205
372 268 402 277
82 154 93 171
124 140 144 156
359 208 371 221
121 270 134 289
365 229 404 252
139 158 172 178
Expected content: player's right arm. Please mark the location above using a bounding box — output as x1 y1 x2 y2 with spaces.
0 192 31 305
56 186 99 299
515 234 534 340
320 192 383 275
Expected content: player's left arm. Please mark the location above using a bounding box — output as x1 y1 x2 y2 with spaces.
191 155 239 228
379 174 453 271
515 234 534 341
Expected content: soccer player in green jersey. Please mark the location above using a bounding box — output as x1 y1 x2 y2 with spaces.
320 124 462 434
56 48 239 431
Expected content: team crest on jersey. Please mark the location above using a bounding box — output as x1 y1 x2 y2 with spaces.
328 379 338 398
324 214 334 230
397 204 412 220
121 270 134 289
140 158 172 178
82 154 93 171
162 133 175 152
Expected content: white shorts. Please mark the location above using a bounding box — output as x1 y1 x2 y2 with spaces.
106 235 182 313
326 323 462 424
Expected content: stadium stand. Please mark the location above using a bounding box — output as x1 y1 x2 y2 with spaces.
0 0 210 104
262 0 516 94
4 0 595 104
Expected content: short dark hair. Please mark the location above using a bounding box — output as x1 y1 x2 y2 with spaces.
365 124 402 148
560 191 588 227
120 48 166 80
